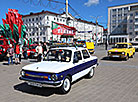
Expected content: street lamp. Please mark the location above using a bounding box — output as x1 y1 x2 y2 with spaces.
90 16 102 48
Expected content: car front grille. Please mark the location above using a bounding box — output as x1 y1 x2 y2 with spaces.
111 52 122 54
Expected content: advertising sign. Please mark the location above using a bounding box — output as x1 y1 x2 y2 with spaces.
52 22 76 36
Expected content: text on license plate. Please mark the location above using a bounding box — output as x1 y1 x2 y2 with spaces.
112 55 119 57
28 82 42 87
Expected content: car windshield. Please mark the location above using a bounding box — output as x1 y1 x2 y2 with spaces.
0 40 3 45
131 43 138 46
115 44 128 48
45 49 72 62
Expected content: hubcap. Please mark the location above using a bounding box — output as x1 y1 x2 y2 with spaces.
90 68 94 76
63 78 70 91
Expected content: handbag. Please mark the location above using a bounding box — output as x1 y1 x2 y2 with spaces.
7 53 10 57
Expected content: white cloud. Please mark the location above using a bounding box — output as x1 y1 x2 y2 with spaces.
84 0 99 7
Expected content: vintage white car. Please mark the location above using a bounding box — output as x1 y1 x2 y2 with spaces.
19 47 98 94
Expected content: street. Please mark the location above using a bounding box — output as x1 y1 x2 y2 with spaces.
0 46 138 102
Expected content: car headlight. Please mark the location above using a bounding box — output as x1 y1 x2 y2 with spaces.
20 70 25 76
51 74 58 81
122 52 125 54
108 52 111 54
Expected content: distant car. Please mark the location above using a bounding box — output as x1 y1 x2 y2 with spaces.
131 41 138 51
19 47 98 94
108 43 135 60
27 44 38 58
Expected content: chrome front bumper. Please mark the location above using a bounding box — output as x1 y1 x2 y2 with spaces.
19 77 63 87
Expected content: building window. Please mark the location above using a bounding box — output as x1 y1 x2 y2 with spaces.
130 13 133 16
40 17 42 20
57 18 59 22
129 20 133 23
135 25 138 28
54 17 56 20
135 18 138 22
136 32 138 35
130 32 132 35
32 18 34 21
47 16 49 20
60 19 62 21
135 12 138 16
29 19 31 22
26 19 28 22
36 17 38 21
129 26 132 29
43 37 46 42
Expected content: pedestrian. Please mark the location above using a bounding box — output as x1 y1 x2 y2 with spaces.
42 42 47 55
36 43 43 62
7 44 14 65
23 45 28 59
15 43 20 64
19 44 23 64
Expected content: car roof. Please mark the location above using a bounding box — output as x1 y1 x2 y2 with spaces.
50 47 87 51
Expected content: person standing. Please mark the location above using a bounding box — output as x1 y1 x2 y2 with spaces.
7 44 14 65
42 42 47 55
36 43 43 62
19 44 23 64
15 43 20 64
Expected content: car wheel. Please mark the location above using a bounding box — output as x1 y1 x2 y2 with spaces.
125 54 129 61
60 76 71 94
87 68 95 78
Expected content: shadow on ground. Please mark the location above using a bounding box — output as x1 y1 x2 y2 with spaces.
101 56 125 61
13 82 64 97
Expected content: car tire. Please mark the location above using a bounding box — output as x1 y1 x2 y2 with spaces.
59 76 71 94
125 54 129 61
87 68 95 78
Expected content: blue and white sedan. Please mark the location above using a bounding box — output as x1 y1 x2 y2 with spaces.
20 47 98 94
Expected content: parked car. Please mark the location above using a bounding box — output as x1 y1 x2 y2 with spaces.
27 44 38 58
19 47 98 94
108 43 135 60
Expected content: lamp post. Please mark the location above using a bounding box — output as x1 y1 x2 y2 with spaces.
90 16 102 48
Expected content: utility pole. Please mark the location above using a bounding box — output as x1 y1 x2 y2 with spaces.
66 0 68 16
90 16 102 48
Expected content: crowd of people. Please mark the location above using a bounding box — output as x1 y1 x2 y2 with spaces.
6 42 48 65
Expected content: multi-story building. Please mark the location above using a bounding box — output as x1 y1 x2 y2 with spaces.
22 10 103 43
108 2 138 44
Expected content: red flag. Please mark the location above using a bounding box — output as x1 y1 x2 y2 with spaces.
2 19 7 25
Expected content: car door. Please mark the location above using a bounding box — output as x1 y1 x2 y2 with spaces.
73 51 84 75
82 49 91 68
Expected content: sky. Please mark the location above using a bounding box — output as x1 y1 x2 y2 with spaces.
0 0 138 28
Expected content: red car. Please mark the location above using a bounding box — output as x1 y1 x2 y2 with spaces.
27 44 38 58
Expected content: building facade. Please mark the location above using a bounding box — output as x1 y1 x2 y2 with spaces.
23 10 103 43
108 2 138 44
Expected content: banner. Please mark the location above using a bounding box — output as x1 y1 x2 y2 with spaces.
52 22 76 36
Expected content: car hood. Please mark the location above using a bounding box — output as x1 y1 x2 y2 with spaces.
108 48 127 52
22 61 73 73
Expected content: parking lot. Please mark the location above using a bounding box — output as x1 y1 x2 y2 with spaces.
0 46 138 102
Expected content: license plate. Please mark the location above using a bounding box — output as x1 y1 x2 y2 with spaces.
112 55 119 57
28 82 42 87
